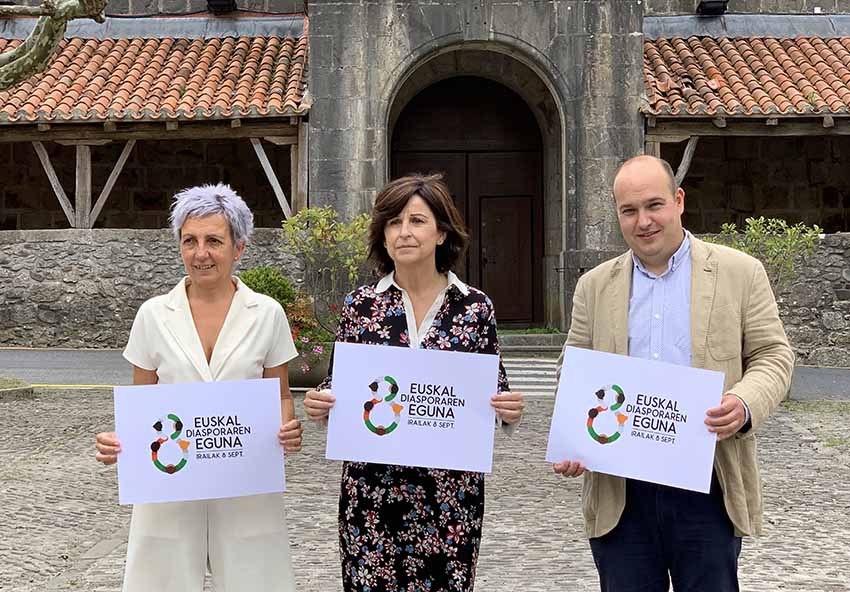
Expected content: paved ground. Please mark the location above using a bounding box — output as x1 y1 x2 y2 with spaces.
2 349 849 401
1 389 848 592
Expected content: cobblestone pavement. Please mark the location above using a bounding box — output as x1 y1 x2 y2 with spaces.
1 390 848 592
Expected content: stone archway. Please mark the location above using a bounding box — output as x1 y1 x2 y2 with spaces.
388 50 563 327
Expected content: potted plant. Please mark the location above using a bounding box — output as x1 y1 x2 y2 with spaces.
238 265 333 388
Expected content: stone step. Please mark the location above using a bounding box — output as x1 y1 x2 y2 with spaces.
498 333 567 347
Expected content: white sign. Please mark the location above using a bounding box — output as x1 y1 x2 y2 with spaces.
326 342 499 473
114 378 285 505
545 347 724 493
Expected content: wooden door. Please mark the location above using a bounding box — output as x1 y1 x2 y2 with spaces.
468 152 541 324
391 76 543 325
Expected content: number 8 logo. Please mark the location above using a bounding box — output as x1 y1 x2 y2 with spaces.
151 413 191 474
587 384 628 444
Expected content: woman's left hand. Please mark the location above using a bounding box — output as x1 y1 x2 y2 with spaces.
491 391 524 424
277 418 303 453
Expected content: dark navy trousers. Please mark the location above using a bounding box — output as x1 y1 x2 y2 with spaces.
589 476 742 592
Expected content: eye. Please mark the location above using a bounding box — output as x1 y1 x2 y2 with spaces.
387 218 402 226
620 209 635 216
182 237 195 245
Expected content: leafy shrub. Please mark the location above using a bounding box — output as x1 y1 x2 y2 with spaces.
281 206 372 333
703 217 821 294
238 266 297 308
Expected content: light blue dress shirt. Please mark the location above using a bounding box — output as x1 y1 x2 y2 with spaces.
628 232 692 367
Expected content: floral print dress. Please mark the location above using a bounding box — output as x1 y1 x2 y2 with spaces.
318 273 510 592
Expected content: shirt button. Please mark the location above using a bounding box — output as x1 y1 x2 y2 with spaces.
652 353 659 359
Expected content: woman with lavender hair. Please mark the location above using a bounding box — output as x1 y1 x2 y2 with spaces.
94 184 301 592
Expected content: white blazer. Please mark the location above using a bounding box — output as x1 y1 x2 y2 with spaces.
124 276 297 382
120 277 298 592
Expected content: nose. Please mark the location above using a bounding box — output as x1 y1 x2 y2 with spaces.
637 209 652 229
399 219 412 236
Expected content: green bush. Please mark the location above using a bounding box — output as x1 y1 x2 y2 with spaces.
703 216 821 294
281 206 372 333
239 266 297 309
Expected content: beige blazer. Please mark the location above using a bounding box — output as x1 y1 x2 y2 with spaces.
558 236 794 538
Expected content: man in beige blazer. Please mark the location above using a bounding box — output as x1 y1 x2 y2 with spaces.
553 155 794 591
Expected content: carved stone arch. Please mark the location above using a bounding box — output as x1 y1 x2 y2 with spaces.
384 44 568 327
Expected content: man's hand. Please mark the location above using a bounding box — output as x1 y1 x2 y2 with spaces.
553 459 587 477
705 393 747 440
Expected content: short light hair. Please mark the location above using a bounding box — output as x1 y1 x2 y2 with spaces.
613 155 677 197
169 184 254 245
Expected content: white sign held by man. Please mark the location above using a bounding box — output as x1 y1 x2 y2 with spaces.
114 378 285 505
546 347 724 493
326 342 500 473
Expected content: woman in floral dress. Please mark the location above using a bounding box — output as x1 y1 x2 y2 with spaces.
305 173 524 592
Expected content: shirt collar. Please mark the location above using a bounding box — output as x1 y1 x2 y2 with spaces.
632 230 692 278
375 270 470 296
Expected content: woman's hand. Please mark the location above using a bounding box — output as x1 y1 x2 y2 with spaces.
277 418 303 453
491 391 524 424
304 389 335 423
553 459 587 478
95 431 121 465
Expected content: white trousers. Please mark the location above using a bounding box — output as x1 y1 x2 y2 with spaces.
122 493 295 592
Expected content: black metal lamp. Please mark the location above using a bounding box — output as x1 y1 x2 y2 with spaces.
207 0 236 14
696 0 729 15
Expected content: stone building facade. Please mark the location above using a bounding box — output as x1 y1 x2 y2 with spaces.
1 0 850 366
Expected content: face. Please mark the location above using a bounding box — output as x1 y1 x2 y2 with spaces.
613 160 685 273
383 195 447 272
179 214 245 287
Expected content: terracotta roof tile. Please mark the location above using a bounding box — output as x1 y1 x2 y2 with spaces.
644 35 850 116
0 21 308 124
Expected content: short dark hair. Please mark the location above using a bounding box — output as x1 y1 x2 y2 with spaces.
368 173 469 275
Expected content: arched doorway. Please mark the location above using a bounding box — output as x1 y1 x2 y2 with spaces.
391 76 544 326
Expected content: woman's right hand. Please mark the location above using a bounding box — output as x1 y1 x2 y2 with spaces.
304 389 335 423
95 431 121 465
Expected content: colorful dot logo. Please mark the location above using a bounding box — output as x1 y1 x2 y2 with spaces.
151 413 190 474
363 376 405 436
587 385 629 444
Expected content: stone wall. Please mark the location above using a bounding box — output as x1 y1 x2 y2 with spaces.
663 137 850 233
646 0 850 13
0 228 299 348
17 0 303 15
778 233 850 367
0 139 291 231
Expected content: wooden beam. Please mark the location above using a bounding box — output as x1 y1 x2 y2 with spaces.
56 139 112 146
32 141 75 226
0 122 299 143
75 145 92 229
104 121 117 132
646 118 850 138
647 116 657 128
644 140 661 157
90 140 136 227
263 135 297 146
290 142 299 213
674 136 699 187
297 121 309 210
250 138 292 219
166 121 179 131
